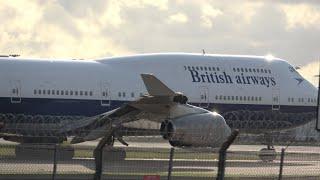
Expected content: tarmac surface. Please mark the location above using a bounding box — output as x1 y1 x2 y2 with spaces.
1 139 320 179
2 138 320 153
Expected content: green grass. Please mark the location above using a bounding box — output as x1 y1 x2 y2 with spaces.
74 149 93 158
102 171 216 177
0 146 15 157
0 145 255 160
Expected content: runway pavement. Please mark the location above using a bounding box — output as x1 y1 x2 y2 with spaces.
2 138 320 154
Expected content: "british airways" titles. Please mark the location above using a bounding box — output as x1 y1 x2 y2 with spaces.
189 70 276 87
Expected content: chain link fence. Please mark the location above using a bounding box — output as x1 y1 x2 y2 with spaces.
1 133 320 179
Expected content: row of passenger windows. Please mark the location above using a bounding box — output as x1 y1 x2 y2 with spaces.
288 97 317 103
233 67 271 74
33 89 147 98
30 89 318 104
117 92 144 98
184 65 272 74
34 89 93 96
185 66 220 71
215 95 262 101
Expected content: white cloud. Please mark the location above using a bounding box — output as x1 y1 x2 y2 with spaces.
99 0 123 28
233 2 264 24
0 0 319 67
126 0 168 10
0 1 44 55
200 4 222 28
99 0 168 28
0 1 44 31
167 13 188 24
0 1 133 58
298 61 320 87
281 3 320 29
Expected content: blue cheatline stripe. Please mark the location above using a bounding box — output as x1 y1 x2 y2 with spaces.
0 97 126 116
0 97 316 116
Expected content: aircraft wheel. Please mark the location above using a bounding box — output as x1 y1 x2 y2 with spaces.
258 148 276 162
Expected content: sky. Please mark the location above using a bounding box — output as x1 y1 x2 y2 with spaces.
0 0 319 86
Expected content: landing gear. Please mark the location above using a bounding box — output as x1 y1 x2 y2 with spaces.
15 143 74 160
258 133 276 162
160 120 169 139
258 147 276 162
94 129 127 163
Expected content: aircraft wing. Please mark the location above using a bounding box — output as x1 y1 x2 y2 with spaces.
62 74 189 144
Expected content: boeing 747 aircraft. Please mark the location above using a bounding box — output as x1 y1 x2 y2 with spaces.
0 53 317 160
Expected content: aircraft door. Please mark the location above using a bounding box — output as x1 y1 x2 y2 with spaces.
272 88 280 110
100 82 111 106
10 80 21 103
199 86 209 108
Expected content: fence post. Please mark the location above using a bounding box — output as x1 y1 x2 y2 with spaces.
52 144 57 180
94 129 114 180
278 148 285 180
94 147 103 180
167 147 175 180
216 129 239 180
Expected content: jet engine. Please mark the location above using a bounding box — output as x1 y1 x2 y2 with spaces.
160 112 231 148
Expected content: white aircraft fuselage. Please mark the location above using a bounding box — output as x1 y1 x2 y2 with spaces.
0 53 317 135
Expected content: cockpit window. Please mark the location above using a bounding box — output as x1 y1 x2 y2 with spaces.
288 65 303 77
288 66 297 73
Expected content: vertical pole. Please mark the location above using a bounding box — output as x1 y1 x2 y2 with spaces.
52 144 57 180
278 148 285 180
316 61 320 131
167 148 175 180
216 130 239 180
94 147 103 180
216 149 226 180
94 129 114 180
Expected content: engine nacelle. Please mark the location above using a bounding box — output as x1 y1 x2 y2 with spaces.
160 112 231 148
